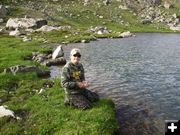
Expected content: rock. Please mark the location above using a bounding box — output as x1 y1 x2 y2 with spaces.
164 1 173 9
36 25 71 32
36 25 59 32
0 106 15 118
99 15 104 19
52 45 64 59
0 5 7 16
43 57 66 66
119 31 134 38
32 52 47 63
141 19 152 24
31 51 66 66
89 26 111 35
81 39 89 43
169 25 180 31
9 29 21 36
6 18 47 30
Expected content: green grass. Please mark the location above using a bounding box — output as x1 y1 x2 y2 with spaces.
0 34 119 134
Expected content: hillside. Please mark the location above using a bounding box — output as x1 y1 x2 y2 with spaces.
0 0 180 43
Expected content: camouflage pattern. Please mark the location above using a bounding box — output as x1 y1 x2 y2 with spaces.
61 62 99 109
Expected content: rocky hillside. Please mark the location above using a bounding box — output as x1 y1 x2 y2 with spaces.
0 0 180 43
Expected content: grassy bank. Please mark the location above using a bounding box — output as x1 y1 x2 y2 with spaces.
0 35 119 134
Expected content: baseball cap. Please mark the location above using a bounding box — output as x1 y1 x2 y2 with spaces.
70 48 81 56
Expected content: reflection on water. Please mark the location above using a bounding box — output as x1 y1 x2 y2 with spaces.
51 33 180 135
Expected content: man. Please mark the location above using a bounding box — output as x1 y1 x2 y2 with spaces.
61 48 99 109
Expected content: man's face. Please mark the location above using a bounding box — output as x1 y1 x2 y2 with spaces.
70 53 81 64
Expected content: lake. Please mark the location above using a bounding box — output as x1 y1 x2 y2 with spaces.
50 33 180 135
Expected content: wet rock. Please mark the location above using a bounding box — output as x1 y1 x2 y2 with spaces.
52 45 64 59
6 18 47 30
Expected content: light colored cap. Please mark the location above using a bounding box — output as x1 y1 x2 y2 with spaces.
70 48 81 56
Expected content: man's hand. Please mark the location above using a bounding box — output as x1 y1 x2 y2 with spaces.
77 81 90 88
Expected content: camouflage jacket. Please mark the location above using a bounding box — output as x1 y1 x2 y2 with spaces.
61 62 85 94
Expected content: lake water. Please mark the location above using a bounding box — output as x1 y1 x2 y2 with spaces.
50 33 180 135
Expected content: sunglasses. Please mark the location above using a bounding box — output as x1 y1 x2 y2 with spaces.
73 54 81 58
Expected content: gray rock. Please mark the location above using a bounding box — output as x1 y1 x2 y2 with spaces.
43 57 66 67
6 18 47 30
141 19 152 24
52 45 64 59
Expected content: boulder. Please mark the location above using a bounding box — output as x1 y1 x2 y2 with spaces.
52 45 64 59
6 18 47 30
